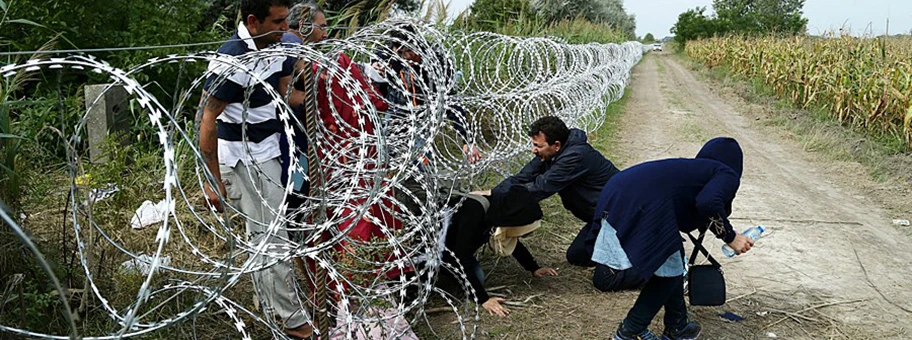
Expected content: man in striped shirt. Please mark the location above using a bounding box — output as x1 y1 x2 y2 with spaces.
199 0 312 338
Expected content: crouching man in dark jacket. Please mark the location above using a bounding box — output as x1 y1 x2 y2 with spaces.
489 116 620 267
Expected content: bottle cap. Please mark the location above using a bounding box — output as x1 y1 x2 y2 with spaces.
757 225 765 233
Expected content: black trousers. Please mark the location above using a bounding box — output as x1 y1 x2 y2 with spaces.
566 222 597 267
623 275 688 333
592 264 647 292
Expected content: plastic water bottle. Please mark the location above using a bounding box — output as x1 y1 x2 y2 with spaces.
721 226 765 258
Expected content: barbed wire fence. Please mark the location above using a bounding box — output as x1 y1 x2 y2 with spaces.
0 18 644 339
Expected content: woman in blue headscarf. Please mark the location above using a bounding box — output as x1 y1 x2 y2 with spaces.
589 138 755 340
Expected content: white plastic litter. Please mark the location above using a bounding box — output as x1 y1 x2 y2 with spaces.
330 305 418 340
120 255 171 275
893 219 910 226
767 332 778 338
130 200 169 230
82 183 120 206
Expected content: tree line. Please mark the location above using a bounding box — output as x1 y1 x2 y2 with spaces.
671 0 808 46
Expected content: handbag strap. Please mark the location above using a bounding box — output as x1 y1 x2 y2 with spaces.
686 229 722 269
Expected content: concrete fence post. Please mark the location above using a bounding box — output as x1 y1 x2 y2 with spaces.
84 84 130 163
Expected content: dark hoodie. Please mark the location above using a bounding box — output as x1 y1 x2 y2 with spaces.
493 128 620 223
588 137 743 279
444 185 544 303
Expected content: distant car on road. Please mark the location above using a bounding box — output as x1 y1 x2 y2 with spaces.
652 43 663 51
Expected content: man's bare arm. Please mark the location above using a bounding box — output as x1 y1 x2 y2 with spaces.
280 74 306 110
200 90 228 211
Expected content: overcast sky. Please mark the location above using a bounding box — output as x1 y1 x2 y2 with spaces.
444 0 912 38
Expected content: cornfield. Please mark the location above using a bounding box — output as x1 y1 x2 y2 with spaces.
686 35 912 150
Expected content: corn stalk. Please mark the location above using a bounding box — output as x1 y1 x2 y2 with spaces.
686 35 912 149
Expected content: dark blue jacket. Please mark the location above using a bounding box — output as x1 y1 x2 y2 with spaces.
590 137 742 279
494 129 619 222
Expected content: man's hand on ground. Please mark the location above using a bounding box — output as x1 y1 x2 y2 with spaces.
482 297 510 317
534 267 558 277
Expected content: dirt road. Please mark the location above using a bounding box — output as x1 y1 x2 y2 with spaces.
424 53 912 339
613 52 912 338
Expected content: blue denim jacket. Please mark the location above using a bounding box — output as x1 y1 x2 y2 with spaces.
592 219 684 277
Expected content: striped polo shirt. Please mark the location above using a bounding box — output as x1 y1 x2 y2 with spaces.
205 22 295 167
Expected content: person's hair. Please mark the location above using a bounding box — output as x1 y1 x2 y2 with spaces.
528 116 570 146
241 0 293 22
288 1 323 30
388 23 418 49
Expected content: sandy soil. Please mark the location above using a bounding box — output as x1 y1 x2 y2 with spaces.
422 52 912 339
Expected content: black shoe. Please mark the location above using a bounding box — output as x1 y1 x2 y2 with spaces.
661 320 701 340
613 322 660 340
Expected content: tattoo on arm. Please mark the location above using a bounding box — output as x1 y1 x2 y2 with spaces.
205 97 228 112
202 150 218 164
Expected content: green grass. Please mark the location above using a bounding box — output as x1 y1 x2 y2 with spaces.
656 57 667 75
588 87 632 161
680 122 711 143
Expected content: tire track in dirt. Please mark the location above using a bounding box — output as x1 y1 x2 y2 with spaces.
614 52 912 338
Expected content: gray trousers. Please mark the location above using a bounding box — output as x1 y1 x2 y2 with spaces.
221 158 309 329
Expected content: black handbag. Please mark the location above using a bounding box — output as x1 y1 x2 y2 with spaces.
686 229 726 306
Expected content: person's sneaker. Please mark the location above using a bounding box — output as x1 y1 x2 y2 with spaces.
613 323 660 340
661 320 702 340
